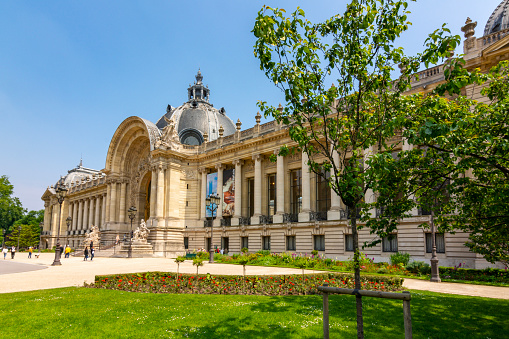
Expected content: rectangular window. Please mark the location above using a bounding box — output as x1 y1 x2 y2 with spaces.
184 237 189 250
345 234 354 251
262 236 271 251
382 235 398 252
267 174 276 216
316 169 331 212
248 178 255 217
314 235 325 251
290 169 302 215
286 236 296 251
426 233 445 253
241 236 249 250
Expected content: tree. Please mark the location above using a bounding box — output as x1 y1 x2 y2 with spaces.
400 60 509 267
0 175 24 240
253 1 457 337
14 209 44 248
5 224 39 249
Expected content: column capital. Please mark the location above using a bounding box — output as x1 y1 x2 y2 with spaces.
198 167 209 174
233 159 244 166
252 154 264 162
215 163 224 170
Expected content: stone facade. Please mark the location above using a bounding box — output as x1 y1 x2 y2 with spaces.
41 5 508 267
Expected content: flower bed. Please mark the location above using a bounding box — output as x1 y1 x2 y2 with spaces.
90 272 404 295
439 267 509 284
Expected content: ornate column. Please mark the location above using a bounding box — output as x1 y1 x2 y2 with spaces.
156 164 165 227
105 182 111 223
119 181 127 223
215 164 224 226
83 198 89 230
252 154 262 224
364 146 376 218
51 203 58 235
150 167 157 222
68 203 73 222
72 201 78 230
299 152 311 222
101 194 107 227
232 160 243 225
328 150 342 220
89 198 95 228
109 180 117 223
43 202 50 232
77 200 83 231
274 152 285 223
199 168 208 220
94 196 101 227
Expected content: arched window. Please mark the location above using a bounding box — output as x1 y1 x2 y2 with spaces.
179 128 204 146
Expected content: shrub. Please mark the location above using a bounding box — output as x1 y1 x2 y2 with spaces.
406 261 430 275
197 251 208 259
311 250 318 256
390 252 411 266
439 267 509 284
231 254 240 259
257 250 271 256
241 247 248 254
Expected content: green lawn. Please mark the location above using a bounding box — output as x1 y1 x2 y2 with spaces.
1 288 507 338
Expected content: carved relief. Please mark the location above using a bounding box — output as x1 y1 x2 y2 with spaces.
183 170 197 179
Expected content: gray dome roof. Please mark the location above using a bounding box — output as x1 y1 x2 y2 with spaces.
485 0 509 35
55 161 103 188
155 71 236 145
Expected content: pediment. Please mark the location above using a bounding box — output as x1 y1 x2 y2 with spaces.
482 35 509 56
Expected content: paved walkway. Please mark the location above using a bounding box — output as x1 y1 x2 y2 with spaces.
0 253 508 299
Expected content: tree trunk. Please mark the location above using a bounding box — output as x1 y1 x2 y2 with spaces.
351 211 364 339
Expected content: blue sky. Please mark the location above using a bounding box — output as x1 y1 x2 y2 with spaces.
0 0 499 211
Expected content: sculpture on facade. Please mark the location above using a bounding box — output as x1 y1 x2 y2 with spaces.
133 219 150 242
156 116 180 150
83 225 100 247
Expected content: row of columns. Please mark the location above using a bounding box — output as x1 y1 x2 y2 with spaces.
199 151 343 224
67 194 106 232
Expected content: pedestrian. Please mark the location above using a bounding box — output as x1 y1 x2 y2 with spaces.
11 246 15 259
115 234 119 245
90 247 95 261
65 245 71 258
2 247 7 260
28 246 33 259
220 248 224 255
84 246 89 261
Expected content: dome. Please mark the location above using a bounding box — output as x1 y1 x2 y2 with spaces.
484 0 509 36
55 160 103 188
155 70 236 145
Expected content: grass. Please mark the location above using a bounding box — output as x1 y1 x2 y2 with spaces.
1 287 507 338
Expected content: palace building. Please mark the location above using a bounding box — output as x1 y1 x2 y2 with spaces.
41 3 509 268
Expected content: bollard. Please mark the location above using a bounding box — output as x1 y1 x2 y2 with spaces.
323 283 329 339
402 291 412 339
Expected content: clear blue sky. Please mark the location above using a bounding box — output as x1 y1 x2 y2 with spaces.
0 0 499 211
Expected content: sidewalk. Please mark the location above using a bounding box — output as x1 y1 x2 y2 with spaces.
1 253 508 299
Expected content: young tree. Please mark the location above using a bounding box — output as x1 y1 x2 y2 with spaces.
253 1 457 336
5 224 39 249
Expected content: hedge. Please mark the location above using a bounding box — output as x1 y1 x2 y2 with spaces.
439 267 509 284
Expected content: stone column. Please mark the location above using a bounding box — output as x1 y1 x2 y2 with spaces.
273 152 285 223
232 160 243 225
252 154 262 224
403 138 419 216
77 200 83 231
109 180 117 223
101 194 107 227
72 201 78 231
94 196 101 227
51 204 58 235
83 199 89 230
119 181 127 223
105 183 111 223
299 152 311 222
215 164 224 226
89 198 95 228
150 167 157 221
156 164 165 227
328 150 342 220
200 168 208 220
68 203 73 222
43 202 50 232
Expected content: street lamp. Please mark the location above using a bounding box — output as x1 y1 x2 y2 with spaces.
66 216 72 247
127 206 137 258
205 193 220 263
51 183 68 266
430 209 441 282
17 225 21 251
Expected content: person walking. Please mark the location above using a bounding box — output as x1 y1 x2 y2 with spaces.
90 247 95 261
65 245 71 258
28 246 33 259
84 246 89 261
2 247 7 260
11 246 15 259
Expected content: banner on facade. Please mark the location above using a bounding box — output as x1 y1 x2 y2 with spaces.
206 172 218 217
222 168 235 217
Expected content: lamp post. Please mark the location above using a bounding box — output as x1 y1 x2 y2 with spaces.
127 206 137 258
430 209 441 282
65 216 72 247
205 193 220 263
51 184 68 266
17 225 21 251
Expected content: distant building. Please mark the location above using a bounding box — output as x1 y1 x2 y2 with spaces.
41 2 509 268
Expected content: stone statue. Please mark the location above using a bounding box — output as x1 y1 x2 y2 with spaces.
133 219 150 242
83 225 100 247
156 116 180 150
